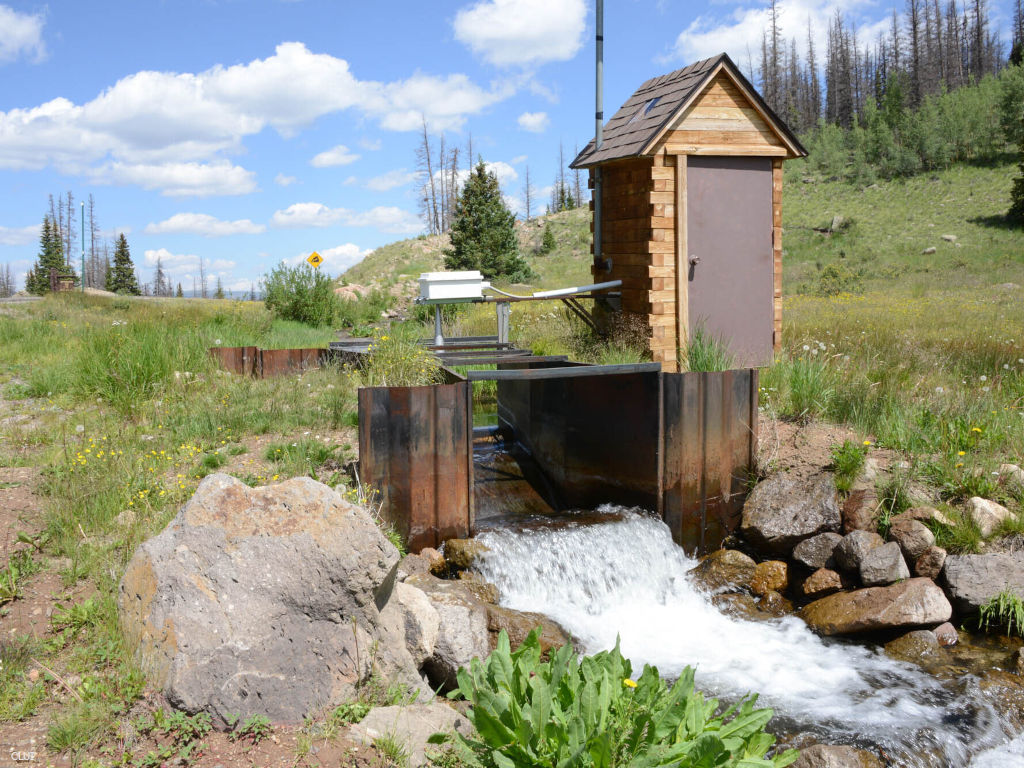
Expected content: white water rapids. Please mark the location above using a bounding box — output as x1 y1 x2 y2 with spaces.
472 508 1023 767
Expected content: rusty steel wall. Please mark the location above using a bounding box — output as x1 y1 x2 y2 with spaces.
209 347 330 377
661 369 759 553
497 368 662 511
358 382 473 552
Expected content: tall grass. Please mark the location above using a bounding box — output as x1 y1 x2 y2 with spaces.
683 326 734 372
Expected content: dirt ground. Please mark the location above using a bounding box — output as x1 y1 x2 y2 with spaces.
758 415 899 479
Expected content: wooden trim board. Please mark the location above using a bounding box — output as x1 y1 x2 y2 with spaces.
675 154 688 370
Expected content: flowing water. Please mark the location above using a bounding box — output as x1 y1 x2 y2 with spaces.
472 508 1024 767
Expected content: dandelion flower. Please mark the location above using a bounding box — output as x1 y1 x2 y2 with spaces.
623 679 637 688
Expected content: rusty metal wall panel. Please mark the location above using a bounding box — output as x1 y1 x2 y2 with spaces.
687 157 774 368
209 346 258 375
358 382 473 553
209 347 329 377
498 369 661 512
662 369 758 554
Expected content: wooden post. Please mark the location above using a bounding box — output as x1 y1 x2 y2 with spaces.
675 154 689 370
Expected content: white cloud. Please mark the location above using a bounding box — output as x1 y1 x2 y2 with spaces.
271 202 346 228
274 173 297 186
90 161 257 197
454 0 586 67
359 137 382 151
365 168 418 192
0 224 37 246
142 247 236 283
510 154 528 164
0 5 46 64
144 213 265 237
0 42 513 192
517 111 549 133
310 144 360 168
669 0 883 71
271 202 422 234
343 176 358 186
285 242 372 271
451 160 518 188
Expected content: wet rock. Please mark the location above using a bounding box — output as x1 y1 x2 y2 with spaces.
860 542 910 586
419 547 447 575
966 497 1012 537
842 484 878 533
834 530 884 575
933 622 959 646
914 546 946 579
884 629 943 667
350 704 473 768
750 560 789 596
791 744 883 768
757 590 793 616
486 605 571 657
793 533 844 570
741 472 841 556
457 571 500 604
888 518 935 561
1010 647 1024 675
443 539 489 571
118 474 426 725
712 593 764 621
942 553 1024 614
801 578 952 636
688 549 757 593
801 568 844 599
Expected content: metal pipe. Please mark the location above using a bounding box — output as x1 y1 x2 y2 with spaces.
531 280 621 298
434 305 444 346
593 0 604 272
80 201 85 292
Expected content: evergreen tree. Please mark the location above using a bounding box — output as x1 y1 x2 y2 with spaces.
107 234 140 295
539 223 556 254
444 159 533 282
26 215 68 294
176 283 184 298
214 276 225 299
1009 138 1024 224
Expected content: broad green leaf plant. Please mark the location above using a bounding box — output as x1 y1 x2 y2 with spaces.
448 629 798 768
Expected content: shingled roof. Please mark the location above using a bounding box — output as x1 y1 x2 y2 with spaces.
571 53 806 168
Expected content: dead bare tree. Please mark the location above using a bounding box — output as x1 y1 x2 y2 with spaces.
416 117 441 235
523 165 534 221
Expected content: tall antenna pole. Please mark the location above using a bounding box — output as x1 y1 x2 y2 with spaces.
594 0 604 271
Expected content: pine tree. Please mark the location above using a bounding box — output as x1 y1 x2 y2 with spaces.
176 283 184 298
26 215 67 294
444 159 533 282
107 234 140 295
214 276 225 299
540 223 556 255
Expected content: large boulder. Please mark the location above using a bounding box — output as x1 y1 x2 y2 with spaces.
688 549 757 593
833 530 883 575
859 542 910 586
942 554 1024 614
883 629 944 668
118 474 428 725
888 518 935 561
350 704 473 768
741 472 841 556
391 582 440 667
792 533 843 570
791 744 883 768
801 578 952 636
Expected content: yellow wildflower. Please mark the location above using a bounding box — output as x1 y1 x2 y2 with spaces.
623 679 637 689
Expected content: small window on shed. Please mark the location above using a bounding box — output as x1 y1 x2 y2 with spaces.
627 97 661 124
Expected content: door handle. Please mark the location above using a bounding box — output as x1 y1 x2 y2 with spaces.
689 255 700 266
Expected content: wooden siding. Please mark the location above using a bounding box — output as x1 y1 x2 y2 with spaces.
772 158 783 351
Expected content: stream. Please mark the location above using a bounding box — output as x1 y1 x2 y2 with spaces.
471 508 1024 767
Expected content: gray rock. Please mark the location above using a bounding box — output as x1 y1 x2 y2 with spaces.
741 472 841 556
802 578 952 635
791 744 883 768
350 704 473 768
889 518 935 561
118 474 427 725
688 549 757 593
834 530 884 574
999 464 1024 485
861 457 882 483
793 533 844 570
922 246 937 254
894 506 954 528
830 215 846 232
860 542 910 586
392 582 440 666
914 546 947 579
842 484 878 534
943 554 1024 614
941 234 957 242
966 497 1012 537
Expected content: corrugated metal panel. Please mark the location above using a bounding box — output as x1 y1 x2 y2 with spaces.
358 382 473 552
208 347 330 377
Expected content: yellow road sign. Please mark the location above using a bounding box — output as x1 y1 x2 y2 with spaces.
307 251 323 268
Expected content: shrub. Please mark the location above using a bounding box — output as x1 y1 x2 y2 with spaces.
263 263 339 327
449 629 797 768
816 264 863 296
830 440 868 494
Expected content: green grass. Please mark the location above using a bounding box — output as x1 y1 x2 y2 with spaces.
978 589 1024 637
830 440 868 494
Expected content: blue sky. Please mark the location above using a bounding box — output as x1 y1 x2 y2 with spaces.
0 0 1017 293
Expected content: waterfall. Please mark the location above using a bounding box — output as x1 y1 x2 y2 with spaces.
472 508 1022 767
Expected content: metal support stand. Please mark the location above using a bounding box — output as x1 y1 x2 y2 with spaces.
434 305 444 346
495 301 511 347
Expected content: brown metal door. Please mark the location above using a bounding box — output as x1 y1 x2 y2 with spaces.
686 157 773 368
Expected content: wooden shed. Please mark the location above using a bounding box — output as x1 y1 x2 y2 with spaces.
572 53 807 371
